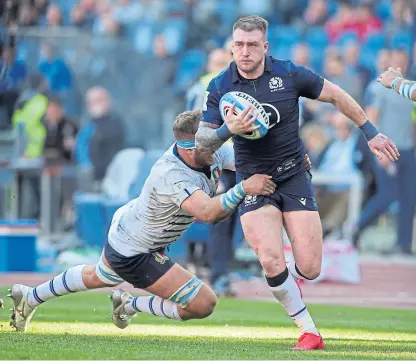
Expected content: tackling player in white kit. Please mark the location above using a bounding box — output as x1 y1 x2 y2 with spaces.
7 109 282 332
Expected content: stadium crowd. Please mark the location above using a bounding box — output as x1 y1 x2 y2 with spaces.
0 0 415 293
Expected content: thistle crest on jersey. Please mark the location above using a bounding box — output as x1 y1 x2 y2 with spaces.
219 91 269 140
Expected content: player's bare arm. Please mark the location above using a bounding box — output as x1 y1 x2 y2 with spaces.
181 174 276 223
317 79 400 161
377 67 416 102
196 105 259 152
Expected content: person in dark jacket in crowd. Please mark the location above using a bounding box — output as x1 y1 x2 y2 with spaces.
82 86 125 182
43 96 78 164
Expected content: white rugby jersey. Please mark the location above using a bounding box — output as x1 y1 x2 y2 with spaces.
108 142 235 256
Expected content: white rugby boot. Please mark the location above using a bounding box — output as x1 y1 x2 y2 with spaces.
109 289 136 329
8 284 37 332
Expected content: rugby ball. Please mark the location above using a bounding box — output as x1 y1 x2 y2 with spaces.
219 91 269 140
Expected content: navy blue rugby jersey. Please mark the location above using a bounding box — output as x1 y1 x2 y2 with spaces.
202 55 324 182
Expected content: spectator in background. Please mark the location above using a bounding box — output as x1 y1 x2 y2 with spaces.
71 4 95 30
112 0 141 26
385 0 413 42
343 41 372 90
355 1 382 42
239 0 273 17
186 48 232 110
292 43 311 69
354 49 416 255
301 122 331 166
12 74 47 159
38 42 72 93
0 45 27 129
363 48 390 108
315 112 366 238
325 0 356 43
292 43 314 126
324 49 362 103
302 0 328 27
408 43 416 79
43 97 78 165
34 0 49 19
79 0 97 23
140 34 176 92
0 45 27 91
93 2 120 36
11 74 48 220
46 3 63 27
17 2 39 27
42 97 79 232
300 48 362 127
76 87 125 183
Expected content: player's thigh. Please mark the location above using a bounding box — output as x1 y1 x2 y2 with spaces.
283 210 323 279
145 263 217 317
240 203 285 276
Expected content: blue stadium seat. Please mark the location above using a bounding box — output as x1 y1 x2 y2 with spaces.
73 192 107 247
128 149 166 199
270 25 301 47
158 19 188 55
310 46 325 73
375 0 392 22
359 49 377 71
271 45 292 61
364 32 386 52
177 221 210 245
391 31 413 53
52 0 76 25
327 0 338 17
337 31 359 47
173 49 207 92
133 23 156 55
215 0 238 27
305 27 329 49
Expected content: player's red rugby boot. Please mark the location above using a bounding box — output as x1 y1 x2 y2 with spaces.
291 332 325 350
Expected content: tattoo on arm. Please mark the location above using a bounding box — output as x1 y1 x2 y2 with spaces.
317 79 367 127
195 122 226 152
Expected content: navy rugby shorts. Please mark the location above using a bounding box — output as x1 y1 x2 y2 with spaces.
237 170 318 216
104 241 175 289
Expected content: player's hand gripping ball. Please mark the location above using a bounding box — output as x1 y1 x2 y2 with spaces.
219 91 269 140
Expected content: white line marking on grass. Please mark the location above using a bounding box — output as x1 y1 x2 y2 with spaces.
6 322 415 342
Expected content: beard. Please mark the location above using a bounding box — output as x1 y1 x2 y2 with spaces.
236 58 263 74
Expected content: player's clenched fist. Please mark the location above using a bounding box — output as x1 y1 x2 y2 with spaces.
242 174 276 196
368 133 400 161
377 67 403 89
225 104 260 135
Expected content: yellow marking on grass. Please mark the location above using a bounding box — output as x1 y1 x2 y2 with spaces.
2 321 416 342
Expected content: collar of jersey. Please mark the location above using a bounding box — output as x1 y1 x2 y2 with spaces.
231 55 273 84
173 144 212 179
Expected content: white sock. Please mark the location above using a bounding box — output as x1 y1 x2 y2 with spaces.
125 296 182 321
267 268 318 335
28 265 88 307
288 262 310 281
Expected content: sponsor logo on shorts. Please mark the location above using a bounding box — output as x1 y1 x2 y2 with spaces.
298 197 306 206
244 195 258 206
154 252 170 264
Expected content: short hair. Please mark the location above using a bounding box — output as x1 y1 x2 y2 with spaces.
233 15 268 37
173 110 202 140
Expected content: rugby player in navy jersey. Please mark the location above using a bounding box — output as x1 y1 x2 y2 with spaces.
196 15 400 350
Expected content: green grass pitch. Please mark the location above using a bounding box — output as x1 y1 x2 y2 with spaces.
0 288 415 359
